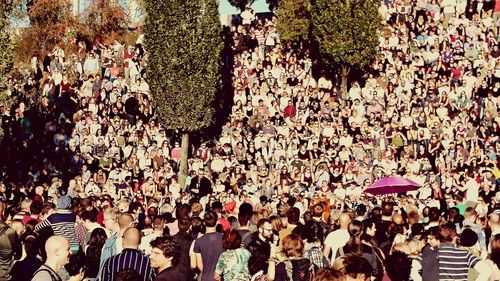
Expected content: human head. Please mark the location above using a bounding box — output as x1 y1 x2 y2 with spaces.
204 211 218 228
45 236 71 268
122 227 141 249
223 229 242 250
333 255 372 281
257 218 273 240
286 207 300 225
150 236 181 270
281 233 304 258
103 207 120 231
65 251 85 281
439 222 457 243
385 251 412 281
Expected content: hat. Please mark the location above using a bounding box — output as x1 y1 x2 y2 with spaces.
460 228 478 247
57 196 71 209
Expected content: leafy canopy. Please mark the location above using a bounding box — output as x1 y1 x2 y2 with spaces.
143 0 222 132
311 0 380 69
276 0 311 41
228 0 256 11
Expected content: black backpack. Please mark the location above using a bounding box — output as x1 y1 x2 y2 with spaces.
283 259 315 281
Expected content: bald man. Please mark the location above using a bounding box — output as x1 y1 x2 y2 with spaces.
31 236 71 281
323 212 352 264
100 227 155 281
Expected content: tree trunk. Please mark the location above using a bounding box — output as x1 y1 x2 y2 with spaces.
179 132 189 189
341 65 350 102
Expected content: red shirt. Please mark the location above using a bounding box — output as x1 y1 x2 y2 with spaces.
284 105 296 118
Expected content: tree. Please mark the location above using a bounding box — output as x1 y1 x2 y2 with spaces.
228 0 256 11
21 0 74 56
144 0 222 187
312 0 380 99
0 0 18 140
275 0 311 42
79 0 128 44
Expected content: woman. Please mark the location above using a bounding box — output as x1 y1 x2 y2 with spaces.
214 229 251 281
336 220 383 280
268 233 315 281
487 234 500 281
85 228 108 279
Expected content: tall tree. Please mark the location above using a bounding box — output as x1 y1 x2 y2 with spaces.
228 0 256 11
275 0 311 42
0 0 18 140
312 0 380 99
144 0 222 187
79 0 128 43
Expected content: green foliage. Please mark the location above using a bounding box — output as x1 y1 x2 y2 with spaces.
311 0 380 69
276 0 310 41
228 0 256 11
266 0 280 11
143 0 222 132
0 0 17 140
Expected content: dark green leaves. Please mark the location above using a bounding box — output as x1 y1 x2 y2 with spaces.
144 0 222 132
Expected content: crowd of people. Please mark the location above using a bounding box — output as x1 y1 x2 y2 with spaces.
0 0 500 280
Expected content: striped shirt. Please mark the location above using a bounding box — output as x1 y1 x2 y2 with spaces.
35 210 79 251
416 242 480 281
100 248 155 281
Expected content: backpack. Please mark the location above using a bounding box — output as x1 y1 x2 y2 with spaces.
284 259 315 281
31 267 62 281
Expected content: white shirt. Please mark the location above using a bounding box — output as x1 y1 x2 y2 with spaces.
324 229 350 261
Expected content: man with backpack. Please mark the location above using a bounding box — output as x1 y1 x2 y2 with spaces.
31 236 72 281
0 220 21 281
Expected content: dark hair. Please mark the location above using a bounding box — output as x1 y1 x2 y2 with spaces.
85 228 108 278
65 251 85 277
150 236 181 266
248 243 271 275
343 255 372 279
439 222 457 243
204 211 218 228
489 234 500 268
223 229 242 250
115 268 142 281
428 207 440 222
286 207 300 225
178 217 191 232
382 202 394 217
386 251 412 281
314 268 344 281
303 220 324 243
239 202 253 217
30 200 43 215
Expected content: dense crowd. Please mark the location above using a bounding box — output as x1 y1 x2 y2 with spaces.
0 0 500 280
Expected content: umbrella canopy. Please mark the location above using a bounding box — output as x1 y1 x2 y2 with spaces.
364 176 421 195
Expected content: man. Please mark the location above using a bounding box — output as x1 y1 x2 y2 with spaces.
323 212 351 263
99 208 121 271
100 227 155 281
192 211 224 281
411 223 492 281
150 236 185 281
31 236 72 281
35 196 79 253
247 219 273 256
0 220 21 280
140 217 165 255
278 207 301 242
189 169 212 198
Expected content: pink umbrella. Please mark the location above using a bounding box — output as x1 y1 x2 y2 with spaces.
364 176 421 195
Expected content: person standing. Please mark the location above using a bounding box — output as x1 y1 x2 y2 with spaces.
100 227 155 281
35 196 79 253
192 211 224 281
0 220 21 281
31 236 72 281
149 236 185 281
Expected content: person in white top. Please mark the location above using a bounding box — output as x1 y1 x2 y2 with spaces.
323 213 351 265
